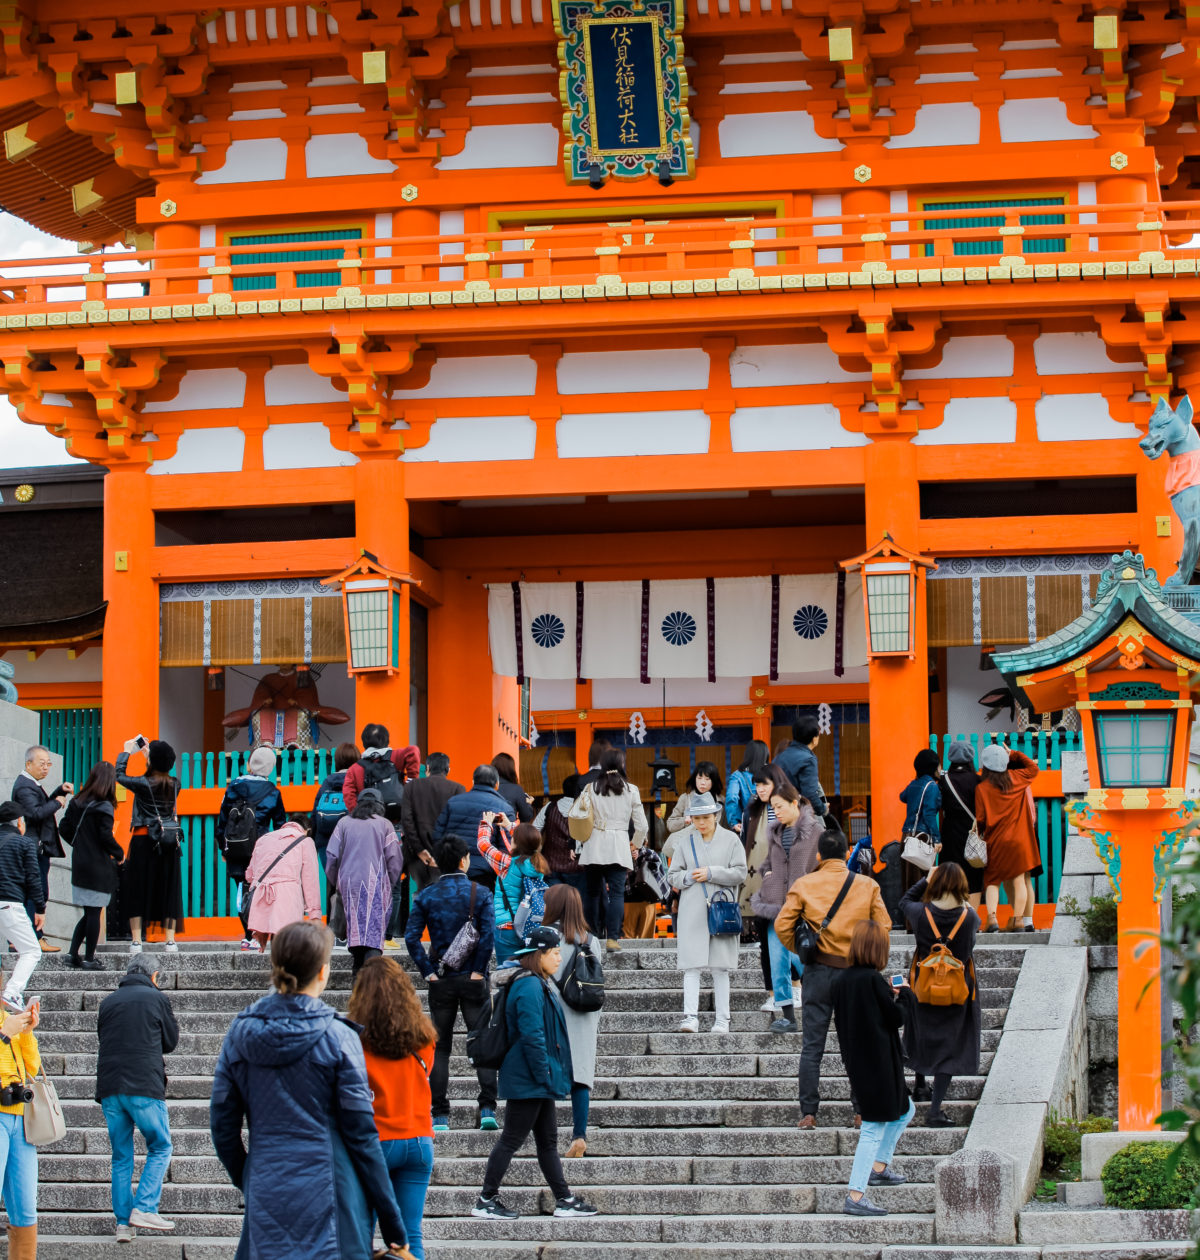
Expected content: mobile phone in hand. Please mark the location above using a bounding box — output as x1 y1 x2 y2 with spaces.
890 974 905 988
135 734 148 749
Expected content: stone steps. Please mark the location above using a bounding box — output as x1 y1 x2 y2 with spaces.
13 940 1037 1255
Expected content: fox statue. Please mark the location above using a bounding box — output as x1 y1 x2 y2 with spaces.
1139 394 1200 588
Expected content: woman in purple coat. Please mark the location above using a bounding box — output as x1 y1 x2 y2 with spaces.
325 788 404 978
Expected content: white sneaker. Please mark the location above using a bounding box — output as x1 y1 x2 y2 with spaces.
163 941 179 952
760 995 777 1012
115 1224 135 1243
711 1019 731 1035
129 1210 174 1232
128 941 142 954
678 1016 699 1034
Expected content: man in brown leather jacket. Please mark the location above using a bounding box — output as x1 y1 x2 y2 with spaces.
774 824 891 1128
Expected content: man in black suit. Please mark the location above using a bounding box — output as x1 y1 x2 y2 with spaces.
11 744 71 952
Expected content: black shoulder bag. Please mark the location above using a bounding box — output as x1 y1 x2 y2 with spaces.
794 872 856 965
146 784 183 855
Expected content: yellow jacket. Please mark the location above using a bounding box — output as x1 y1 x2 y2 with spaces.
0 1031 40 1117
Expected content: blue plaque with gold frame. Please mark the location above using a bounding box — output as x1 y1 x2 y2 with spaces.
554 0 694 183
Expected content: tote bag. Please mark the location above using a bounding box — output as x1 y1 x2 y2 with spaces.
20 1055 65 1147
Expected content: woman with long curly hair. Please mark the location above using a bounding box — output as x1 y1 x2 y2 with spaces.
349 956 438 1258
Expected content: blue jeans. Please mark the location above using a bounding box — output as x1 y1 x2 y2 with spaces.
101 1095 173 1223
849 1098 916 1192
0 1109 37 1225
766 926 803 1007
570 1083 590 1140
379 1136 433 1260
494 925 520 965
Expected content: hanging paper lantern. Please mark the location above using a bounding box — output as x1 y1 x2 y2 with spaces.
628 711 647 744
817 702 832 735
695 709 714 741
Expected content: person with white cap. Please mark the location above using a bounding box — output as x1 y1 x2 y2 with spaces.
666 792 747 1035
975 742 1041 932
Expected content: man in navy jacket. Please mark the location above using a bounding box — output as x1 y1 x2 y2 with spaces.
774 715 828 818
433 765 512 889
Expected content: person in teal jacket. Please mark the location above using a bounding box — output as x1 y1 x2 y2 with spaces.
472 926 598 1222
900 749 943 843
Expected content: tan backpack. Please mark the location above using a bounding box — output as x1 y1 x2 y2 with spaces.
909 907 972 1006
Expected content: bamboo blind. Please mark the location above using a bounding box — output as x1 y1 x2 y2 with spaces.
160 598 346 666
927 574 1100 648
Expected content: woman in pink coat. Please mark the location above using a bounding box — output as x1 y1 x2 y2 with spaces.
244 821 322 947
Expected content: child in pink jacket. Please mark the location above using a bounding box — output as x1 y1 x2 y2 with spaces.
245 821 321 947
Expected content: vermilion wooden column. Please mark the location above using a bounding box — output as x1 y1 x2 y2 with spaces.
353 455 410 745
863 437 929 846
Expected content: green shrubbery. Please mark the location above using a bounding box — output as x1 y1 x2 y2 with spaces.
1101 1140 1200 1210
1059 892 1117 945
1042 1113 1114 1173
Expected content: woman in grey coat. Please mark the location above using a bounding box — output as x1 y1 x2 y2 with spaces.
543 883 603 1158
667 792 747 1035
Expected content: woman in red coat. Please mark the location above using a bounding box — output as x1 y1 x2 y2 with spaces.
974 744 1040 933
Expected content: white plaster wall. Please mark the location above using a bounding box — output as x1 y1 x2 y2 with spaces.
890 189 910 260
886 103 981 148
1034 331 1127 375
530 678 577 710
731 342 871 387
263 363 348 406
393 355 537 398
305 133 395 177
158 667 203 754
945 646 1022 736
813 193 843 263
148 427 245 475
718 111 842 157
905 335 1015 380
263 423 358 469
998 98 1097 142
557 410 709 458
436 124 559 169
196 138 288 184
4 649 102 686
374 211 392 285
439 210 465 282
730 404 870 451
911 396 1018 445
1035 393 1141 442
557 349 709 394
144 368 247 413
402 415 536 462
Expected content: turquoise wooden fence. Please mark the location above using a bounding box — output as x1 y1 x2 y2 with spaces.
177 749 335 921
928 731 1083 904
38 708 102 793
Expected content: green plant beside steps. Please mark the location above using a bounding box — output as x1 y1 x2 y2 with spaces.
1102 1140 1200 1210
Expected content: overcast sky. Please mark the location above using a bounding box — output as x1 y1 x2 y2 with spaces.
0 214 90 470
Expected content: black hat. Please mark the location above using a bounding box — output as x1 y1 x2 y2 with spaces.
0 802 22 826
513 924 562 957
148 740 176 773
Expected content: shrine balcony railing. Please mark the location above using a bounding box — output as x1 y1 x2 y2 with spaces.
0 199 1196 324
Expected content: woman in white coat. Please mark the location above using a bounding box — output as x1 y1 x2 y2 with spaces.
572 749 649 954
667 792 747 1034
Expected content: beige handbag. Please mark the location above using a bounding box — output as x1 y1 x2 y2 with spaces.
567 785 595 844
20 1055 65 1147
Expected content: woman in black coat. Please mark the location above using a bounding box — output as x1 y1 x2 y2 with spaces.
491 753 534 824
939 742 983 905
59 760 125 969
833 920 916 1218
116 738 185 950
900 862 981 1127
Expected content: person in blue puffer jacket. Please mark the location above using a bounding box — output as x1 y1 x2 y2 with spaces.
471 925 598 1223
210 920 413 1260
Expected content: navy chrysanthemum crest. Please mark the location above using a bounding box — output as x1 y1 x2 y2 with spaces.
661 610 697 646
793 605 829 640
531 613 566 649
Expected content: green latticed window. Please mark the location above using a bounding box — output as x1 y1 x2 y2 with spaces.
1094 711 1174 788
229 228 362 291
922 197 1067 256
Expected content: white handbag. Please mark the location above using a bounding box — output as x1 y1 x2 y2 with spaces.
944 772 987 869
900 781 938 872
19 1054 65 1147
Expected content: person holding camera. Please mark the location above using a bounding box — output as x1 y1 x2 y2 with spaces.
0 1001 42 1260
11 744 71 953
96 955 179 1240
116 739 184 953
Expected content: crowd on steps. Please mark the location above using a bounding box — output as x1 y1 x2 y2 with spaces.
0 714 1046 1253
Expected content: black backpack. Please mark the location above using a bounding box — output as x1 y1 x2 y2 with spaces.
360 755 404 823
466 978 515 1070
556 936 606 1012
222 785 267 865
